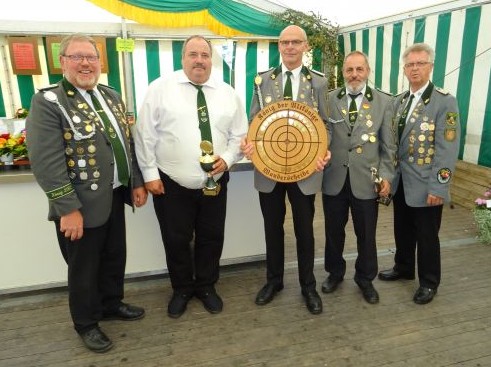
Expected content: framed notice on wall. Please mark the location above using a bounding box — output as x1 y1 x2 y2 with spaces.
8 37 42 75
46 36 109 74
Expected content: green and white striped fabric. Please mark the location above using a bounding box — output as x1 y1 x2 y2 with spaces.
131 39 279 120
338 2 491 167
0 38 279 122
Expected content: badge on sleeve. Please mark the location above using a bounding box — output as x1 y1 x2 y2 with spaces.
437 168 452 184
444 128 457 142
446 112 458 126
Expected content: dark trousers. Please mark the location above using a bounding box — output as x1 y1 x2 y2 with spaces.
393 179 442 289
322 175 379 283
259 182 316 291
153 171 228 294
55 187 126 334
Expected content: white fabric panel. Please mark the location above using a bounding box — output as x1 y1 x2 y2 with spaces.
367 28 377 86
423 13 439 50
463 5 491 163
443 10 464 92
133 40 150 113
381 23 393 92
234 41 248 112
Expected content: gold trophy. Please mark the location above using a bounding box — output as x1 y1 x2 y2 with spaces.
370 167 392 206
199 140 221 196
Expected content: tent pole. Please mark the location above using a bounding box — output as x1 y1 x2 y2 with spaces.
120 17 136 122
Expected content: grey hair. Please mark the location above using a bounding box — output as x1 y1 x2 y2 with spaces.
344 50 370 68
402 43 435 63
59 34 99 57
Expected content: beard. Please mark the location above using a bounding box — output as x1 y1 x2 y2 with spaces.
346 80 366 95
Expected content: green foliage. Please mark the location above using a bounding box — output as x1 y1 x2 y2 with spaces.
473 207 491 244
272 9 341 88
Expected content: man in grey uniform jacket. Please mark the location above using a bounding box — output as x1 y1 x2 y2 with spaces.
321 51 397 304
378 43 460 305
242 25 329 315
26 34 147 353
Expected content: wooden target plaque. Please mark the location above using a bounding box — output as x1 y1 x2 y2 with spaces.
247 100 329 183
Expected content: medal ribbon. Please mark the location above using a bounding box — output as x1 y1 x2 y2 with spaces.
88 89 129 187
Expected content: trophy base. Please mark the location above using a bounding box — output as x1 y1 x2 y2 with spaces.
377 194 393 206
203 183 221 196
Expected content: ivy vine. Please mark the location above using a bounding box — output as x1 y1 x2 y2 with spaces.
272 9 342 88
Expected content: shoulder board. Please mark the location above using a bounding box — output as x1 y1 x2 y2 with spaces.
375 87 392 96
98 83 115 90
309 69 325 77
435 87 449 95
258 67 275 75
38 84 58 92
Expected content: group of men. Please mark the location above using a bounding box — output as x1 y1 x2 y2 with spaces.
26 26 459 353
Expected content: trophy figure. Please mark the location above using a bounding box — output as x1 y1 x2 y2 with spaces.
199 140 221 196
370 167 392 206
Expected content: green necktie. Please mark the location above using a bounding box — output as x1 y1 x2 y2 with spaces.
348 93 361 125
398 94 415 139
191 83 213 143
88 89 130 187
284 71 293 100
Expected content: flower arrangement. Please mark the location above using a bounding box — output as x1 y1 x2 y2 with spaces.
473 186 491 244
0 130 28 160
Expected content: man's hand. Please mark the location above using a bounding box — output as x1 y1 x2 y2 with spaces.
60 209 84 241
145 179 165 195
315 150 331 172
378 179 391 197
427 194 444 206
240 137 254 160
211 157 228 175
133 186 148 207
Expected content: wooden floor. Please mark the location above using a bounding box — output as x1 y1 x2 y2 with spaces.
2 200 490 367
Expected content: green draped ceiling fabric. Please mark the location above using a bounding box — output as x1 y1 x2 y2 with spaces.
88 0 285 37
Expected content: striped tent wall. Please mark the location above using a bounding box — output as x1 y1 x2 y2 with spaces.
0 37 279 122
0 37 117 119
131 39 279 118
338 2 491 168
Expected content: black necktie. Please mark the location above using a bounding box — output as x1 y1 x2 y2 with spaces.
190 83 213 143
284 71 293 100
88 90 129 187
348 93 361 125
398 94 415 139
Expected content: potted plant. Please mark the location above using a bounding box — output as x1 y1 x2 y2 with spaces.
473 186 491 244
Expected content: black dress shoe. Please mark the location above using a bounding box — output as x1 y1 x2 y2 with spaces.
168 292 193 318
321 277 343 294
356 281 379 304
302 289 323 315
255 283 284 306
79 327 113 353
103 303 145 321
196 291 223 314
413 287 437 304
378 268 415 281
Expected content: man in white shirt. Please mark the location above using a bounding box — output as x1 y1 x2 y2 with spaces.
134 35 248 318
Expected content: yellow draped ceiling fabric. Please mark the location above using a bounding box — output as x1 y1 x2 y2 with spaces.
88 0 253 37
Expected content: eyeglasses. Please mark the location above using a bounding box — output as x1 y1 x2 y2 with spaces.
404 61 432 69
62 54 99 63
279 40 305 46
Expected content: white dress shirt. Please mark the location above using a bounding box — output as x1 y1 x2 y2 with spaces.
134 70 248 189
